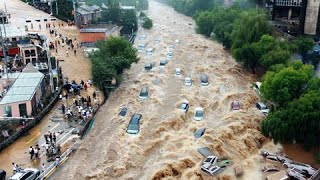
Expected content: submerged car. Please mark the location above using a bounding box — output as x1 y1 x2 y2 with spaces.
256 102 270 115
261 165 280 172
180 101 189 113
175 68 181 76
231 101 240 110
126 113 142 134
194 107 204 121
139 87 149 100
194 128 205 139
184 77 192 86
287 168 307 180
146 48 153 55
118 107 128 117
284 162 316 176
200 74 209 86
167 51 173 59
144 63 153 71
253 81 262 94
63 82 81 92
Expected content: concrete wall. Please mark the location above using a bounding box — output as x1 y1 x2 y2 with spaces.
304 0 320 35
0 100 32 117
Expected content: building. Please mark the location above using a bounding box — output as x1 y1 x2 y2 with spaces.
76 4 102 26
272 0 320 35
0 24 27 57
79 25 121 45
0 64 45 118
17 44 38 65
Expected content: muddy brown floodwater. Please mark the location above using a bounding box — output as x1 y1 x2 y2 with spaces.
48 1 318 180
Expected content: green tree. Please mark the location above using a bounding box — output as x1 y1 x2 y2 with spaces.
120 9 138 34
142 17 153 29
261 61 314 107
231 10 272 72
194 11 214 37
261 90 320 150
291 36 315 63
91 37 138 88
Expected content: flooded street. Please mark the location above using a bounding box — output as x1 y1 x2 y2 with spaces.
0 0 317 179
51 1 288 179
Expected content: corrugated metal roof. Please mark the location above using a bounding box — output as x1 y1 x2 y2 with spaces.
80 28 107 33
0 72 44 105
2 24 26 38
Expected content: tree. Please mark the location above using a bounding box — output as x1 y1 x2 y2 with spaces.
231 10 271 50
260 61 314 107
91 37 138 88
231 10 272 72
120 9 138 34
142 17 153 29
106 0 121 23
261 90 320 150
194 11 214 37
291 36 315 63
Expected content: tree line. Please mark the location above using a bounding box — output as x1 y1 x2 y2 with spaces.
161 0 320 156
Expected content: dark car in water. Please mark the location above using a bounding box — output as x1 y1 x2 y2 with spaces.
126 113 142 134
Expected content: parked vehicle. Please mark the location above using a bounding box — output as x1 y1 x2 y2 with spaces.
200 74 209 86
287 168 307 180
139 87 149 100
126 113 142 134
256 102 270 115
9 168 40 180
184 77 192 86
283 162 316 176
265 155 281 163
194 128 205 139
194 107 204 121
63 82 81 92
262 165 280 172
231 101 240 110
276 154 293 163
201 156 223 176
201 165 223 176
179 101 189 113
201 156 218 167
118 107 128 117
265 170 289 180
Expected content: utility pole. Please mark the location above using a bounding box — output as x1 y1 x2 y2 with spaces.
44 43 54 95
0 14 9 79
72 0 77 26
55 1 58 15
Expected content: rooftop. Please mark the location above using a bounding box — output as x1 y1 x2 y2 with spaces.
1 24 26 38
0 64 44 105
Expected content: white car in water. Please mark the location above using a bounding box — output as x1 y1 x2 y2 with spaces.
284 162 316 176
256 102 270 115
184 77 192 86
194 107 204 121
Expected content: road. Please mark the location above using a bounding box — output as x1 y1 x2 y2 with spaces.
0 0 97 176
50 1 277 179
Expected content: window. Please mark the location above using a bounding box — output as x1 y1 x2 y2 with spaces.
3 105 12 117
25 50 30 57
31 50 36 56
20 172 33 180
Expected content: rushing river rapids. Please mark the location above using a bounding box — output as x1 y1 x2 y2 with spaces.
51 1 287 180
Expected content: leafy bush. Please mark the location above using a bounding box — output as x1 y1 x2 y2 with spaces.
142 17 153 29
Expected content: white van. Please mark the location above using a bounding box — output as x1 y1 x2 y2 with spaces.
27 32 39 39
138 44 145 52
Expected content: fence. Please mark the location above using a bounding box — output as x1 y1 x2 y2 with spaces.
36 142 80 180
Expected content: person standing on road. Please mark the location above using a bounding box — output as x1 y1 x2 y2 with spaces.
34 147 39 158
93 91 96 99
74 49 77 56
66 50 69 57
55 156 60 167
53 133 56 143
41 163 46 173
29 146 34 160
62 104 65 114
49 132 53 143
12 162 17 174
